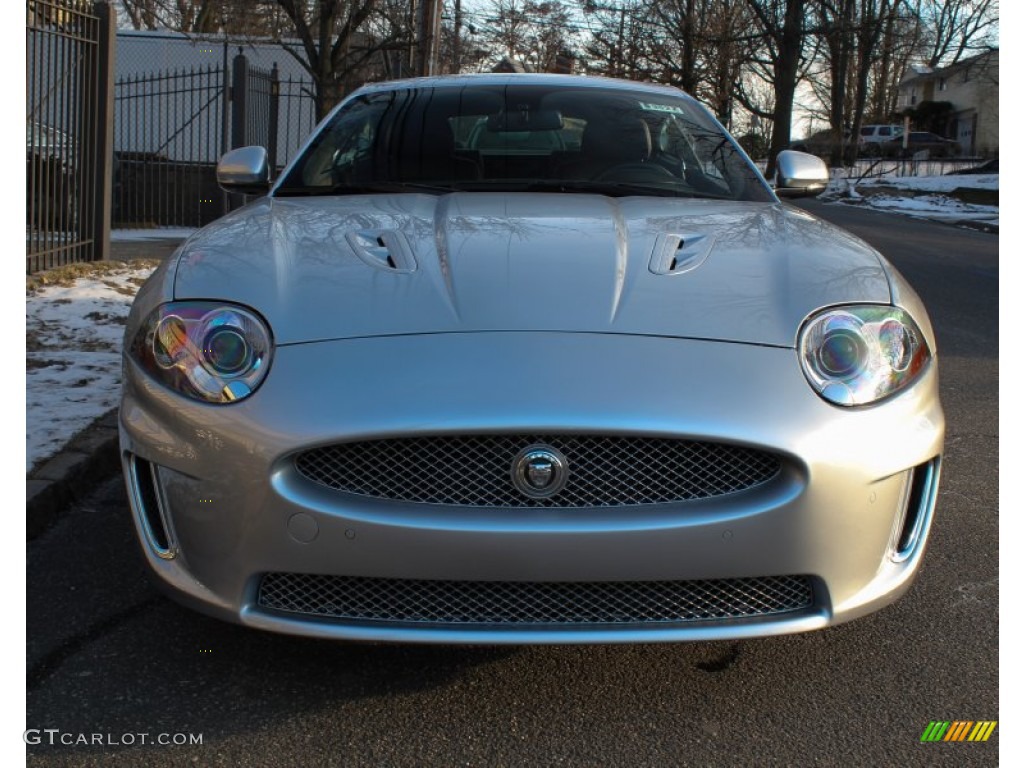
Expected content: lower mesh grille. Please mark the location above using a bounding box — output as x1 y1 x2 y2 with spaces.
257 573 814 625
294 434 782 507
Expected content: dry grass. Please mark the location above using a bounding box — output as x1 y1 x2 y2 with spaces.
27 259 161 294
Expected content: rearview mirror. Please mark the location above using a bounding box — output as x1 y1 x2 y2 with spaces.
486 109 564 132
774 150 829 198
216 146 270 195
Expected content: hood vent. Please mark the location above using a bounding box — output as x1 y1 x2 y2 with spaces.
346 230 417 273
649 233 714 276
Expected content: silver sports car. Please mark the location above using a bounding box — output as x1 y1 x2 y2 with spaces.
120 74 944 644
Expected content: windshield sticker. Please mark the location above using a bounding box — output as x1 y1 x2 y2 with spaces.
640 102 685 116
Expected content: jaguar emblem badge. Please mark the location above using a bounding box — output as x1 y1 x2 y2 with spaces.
512 445 568 499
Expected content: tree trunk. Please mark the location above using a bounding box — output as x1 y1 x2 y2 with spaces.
764 0 804 179
825 0 855 166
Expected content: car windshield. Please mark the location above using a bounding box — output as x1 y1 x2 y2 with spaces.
275 83 774 202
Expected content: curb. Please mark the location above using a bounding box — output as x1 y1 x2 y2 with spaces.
953 219 999 234
27 248 184 541
27 409 121 540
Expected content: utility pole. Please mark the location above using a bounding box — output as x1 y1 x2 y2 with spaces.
430 0 442 74
584 1 630 77
615 5 626 77
416 0 442 76
453 0 462 74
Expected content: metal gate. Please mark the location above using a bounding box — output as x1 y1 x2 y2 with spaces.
112 48 316 230
113 64 228 227
27 0 115 274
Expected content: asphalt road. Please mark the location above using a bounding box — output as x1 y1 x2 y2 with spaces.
26 201 998 767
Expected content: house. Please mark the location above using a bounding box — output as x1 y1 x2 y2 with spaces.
896 49 998 157
492 56 534 74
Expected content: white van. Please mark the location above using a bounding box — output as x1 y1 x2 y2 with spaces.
858 124 904 153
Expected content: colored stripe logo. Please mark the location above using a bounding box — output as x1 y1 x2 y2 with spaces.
920 721 997 742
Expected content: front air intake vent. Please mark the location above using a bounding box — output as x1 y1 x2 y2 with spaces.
294 434 782 508
258 573 816 626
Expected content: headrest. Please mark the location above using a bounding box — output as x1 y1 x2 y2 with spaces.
582 119 652 163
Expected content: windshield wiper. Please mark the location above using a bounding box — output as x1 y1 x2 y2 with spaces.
334 181 456 195
275 181 456 197
525 179 728 200
275 179 732 200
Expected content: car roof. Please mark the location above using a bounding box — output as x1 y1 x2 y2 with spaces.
349 73 691 100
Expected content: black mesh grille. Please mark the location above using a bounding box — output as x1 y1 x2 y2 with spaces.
294 435 781 507
257 573 814 625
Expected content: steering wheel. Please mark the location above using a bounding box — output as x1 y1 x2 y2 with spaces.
596 163 677 183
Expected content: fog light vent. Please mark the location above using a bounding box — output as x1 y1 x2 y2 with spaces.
127 454 176 558
893 459 940 561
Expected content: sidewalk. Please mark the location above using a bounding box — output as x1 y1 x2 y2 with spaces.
26 235 188 538
108 231 190 262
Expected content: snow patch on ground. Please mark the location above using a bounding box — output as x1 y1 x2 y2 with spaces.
823 173 998 228
855 174 998 193
861 193 999 222
27 264 157 472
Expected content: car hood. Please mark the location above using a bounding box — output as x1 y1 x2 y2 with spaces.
172 193 891 347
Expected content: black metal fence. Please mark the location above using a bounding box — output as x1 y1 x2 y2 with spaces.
27 0 115 273
112 48 316 229
233 53 318 174
113 65 226 227
276 70 318 170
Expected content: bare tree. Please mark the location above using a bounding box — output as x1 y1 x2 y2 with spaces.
919 0 998 66
814 0 855 163
703 0 755 125
484 0 533 61
119 0 161 29
869 1 923 118
437 1 492 74
118 0 288 35
743 0 807 176
807 0 904 163
846 1 900 154
482 0 578 71
579 1 652 80
800 0 988 162
646 1 702 93
274 0 390 118
580 1 755 126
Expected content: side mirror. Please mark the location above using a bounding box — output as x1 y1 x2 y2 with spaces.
774 150 829 198
216 146 270 195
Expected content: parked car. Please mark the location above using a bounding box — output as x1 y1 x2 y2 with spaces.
882 131 960 158
789 128 851 159
121 74 943 644
857 124 904 155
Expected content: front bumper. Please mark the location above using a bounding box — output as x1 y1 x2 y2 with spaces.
120 332 944 644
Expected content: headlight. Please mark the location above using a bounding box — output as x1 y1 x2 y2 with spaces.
129 302 273 404
799 305 930 406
